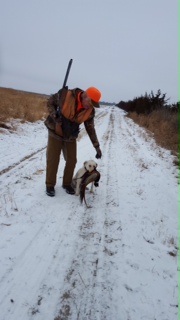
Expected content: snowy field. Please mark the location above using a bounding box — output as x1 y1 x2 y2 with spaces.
0 106 179 320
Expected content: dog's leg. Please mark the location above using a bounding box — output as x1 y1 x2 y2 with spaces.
71 178 75 190
75 179 81 196
90 182 94 193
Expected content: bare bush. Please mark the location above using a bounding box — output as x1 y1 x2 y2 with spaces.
116 89 169 114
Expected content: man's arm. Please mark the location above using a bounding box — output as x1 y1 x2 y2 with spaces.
84 113 102 158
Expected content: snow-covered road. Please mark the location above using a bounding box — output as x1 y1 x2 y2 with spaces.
0 106 179 320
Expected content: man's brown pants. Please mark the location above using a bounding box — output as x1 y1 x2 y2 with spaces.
46 133 77 188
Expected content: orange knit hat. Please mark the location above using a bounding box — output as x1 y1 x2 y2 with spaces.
85 87 101 108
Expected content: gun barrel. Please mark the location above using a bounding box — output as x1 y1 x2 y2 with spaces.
62 59 73 88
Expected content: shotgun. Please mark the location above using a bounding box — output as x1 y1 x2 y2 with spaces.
56 59 73 118
62 58 73 89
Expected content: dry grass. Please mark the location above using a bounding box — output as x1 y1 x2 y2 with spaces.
0 87 49 123
128 110 179 157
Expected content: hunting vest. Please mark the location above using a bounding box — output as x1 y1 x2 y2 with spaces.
61 90 93 124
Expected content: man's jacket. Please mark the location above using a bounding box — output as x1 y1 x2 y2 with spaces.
44 88 100 148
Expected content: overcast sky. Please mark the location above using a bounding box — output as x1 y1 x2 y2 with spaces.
0 0 179 103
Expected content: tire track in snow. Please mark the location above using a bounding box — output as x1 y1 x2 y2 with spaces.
90 107 124 319
0 138 93 319
53 108 123 320
0 194 88 320
0 146 46 176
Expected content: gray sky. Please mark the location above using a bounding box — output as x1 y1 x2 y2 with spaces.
0 0 179 103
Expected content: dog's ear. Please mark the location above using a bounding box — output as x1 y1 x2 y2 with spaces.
84 161 88 167
95 162 98 168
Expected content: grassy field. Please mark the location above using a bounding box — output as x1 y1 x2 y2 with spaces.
128 110 179 158
0 87 49 123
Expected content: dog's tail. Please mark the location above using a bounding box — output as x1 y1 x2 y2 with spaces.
80 170 100 208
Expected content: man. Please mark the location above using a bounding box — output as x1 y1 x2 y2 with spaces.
44 86 102 197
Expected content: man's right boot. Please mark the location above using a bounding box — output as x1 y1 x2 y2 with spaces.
46 186 55 197
62 185 75 195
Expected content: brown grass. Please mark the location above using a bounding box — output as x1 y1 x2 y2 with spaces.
128 109 179 157
0 87 49 123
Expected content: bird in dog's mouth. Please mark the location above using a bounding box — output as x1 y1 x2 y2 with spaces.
79 169 101 208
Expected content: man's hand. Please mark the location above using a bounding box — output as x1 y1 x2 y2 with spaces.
95 146 102 159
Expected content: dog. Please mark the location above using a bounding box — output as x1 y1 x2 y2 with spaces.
72 160 98 196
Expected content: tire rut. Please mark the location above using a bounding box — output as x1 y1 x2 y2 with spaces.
0 146 46 176
53 108 122 320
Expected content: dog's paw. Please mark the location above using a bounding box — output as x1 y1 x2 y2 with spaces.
94 182 99 187
75 192 80 196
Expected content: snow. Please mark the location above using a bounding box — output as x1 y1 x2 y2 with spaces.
0 106 179 320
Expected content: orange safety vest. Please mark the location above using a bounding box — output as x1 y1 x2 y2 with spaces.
61 90 93 124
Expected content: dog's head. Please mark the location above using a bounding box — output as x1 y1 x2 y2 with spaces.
84 160 97 173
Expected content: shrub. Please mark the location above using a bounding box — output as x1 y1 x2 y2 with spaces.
116 89 169 114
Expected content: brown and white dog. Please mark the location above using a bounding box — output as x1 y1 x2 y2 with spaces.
72 160 101 208
72 160 98 196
